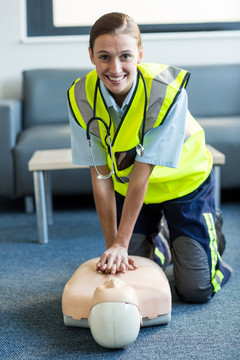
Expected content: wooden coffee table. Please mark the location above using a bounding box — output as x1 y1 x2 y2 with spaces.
28 146 225 244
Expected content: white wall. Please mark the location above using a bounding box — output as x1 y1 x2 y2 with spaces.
1 0 240 100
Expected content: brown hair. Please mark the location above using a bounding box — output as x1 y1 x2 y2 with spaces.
89 12 142 52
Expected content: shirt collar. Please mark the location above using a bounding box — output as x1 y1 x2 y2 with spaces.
99 74 137 115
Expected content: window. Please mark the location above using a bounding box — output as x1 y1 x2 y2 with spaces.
25 0 240 38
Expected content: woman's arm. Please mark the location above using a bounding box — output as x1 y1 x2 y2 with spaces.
116 160 153 247
90 165 117 249
97 160 153 274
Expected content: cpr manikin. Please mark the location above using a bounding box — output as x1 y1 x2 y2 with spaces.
62 256 171 348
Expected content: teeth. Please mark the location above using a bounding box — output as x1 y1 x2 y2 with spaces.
108 75 125 82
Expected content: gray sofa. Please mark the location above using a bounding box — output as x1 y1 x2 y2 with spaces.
0 65 240 203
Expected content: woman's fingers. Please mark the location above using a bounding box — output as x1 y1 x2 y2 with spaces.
119 262 127 274
96 260 129 274
110 263 117 275
96 247 137 274
128 257 138 270
96 253 108 272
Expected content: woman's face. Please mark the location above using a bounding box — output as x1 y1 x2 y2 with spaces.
89 33 143 106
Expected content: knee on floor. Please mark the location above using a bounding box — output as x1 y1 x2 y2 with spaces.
172 236 213 303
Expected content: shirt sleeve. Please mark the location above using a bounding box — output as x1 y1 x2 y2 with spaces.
135 89 188 168
68 105 107 166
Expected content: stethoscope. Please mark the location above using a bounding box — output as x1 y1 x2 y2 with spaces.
86 69 148 180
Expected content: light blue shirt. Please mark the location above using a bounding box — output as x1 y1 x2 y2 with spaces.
69 80 188 168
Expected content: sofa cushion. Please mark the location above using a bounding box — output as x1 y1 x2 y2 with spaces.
186 65 240 117
22 69 91 128
197 117 240 144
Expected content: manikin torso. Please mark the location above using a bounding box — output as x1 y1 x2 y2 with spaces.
62 256 171 324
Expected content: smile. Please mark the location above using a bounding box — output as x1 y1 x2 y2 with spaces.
106 75 126 82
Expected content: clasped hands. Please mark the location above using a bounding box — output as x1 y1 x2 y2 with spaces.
96 243 138 275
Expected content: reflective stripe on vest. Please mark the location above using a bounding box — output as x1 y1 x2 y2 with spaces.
141 63 190 132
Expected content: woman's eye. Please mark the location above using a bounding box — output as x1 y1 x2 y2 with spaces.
121 54 131 61
99 55 109 61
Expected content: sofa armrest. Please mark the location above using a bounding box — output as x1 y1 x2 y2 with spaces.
0 99 22 196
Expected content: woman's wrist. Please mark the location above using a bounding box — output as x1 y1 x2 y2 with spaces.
114 232 130 249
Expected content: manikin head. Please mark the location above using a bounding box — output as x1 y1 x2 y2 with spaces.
89 278 142 348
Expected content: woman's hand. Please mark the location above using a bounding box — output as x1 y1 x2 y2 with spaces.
96 244 137 275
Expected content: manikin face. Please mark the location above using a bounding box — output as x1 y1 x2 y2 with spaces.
89 33 143 107
91 278 139 307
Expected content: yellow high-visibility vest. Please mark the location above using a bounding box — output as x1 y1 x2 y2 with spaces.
68 63 212 204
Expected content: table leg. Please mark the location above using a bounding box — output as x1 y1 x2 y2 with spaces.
33 170 48 244
213 165 221 210
44 171 53 225
24 196 34 214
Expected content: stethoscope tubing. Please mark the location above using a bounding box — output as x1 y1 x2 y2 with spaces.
86 69 148 179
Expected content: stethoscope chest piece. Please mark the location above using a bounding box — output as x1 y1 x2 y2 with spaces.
136 144 144 157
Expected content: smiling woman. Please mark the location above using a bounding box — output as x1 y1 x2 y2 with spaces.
24 0 240 38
